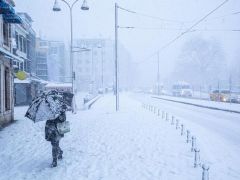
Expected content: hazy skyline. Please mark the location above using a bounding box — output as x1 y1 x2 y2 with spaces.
14 0 240 82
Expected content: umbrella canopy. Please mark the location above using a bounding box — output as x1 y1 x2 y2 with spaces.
59 91 74 108
25 90 72 123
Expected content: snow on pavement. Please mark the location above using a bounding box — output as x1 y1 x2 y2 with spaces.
133 93 240 180
0 94 202 180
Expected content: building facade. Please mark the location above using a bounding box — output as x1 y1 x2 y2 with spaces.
0 0 25 127
35 38 48 81
73 38 114 92
47 41 65 82
73 38 133 93
35 38 66 83
13 12 45 106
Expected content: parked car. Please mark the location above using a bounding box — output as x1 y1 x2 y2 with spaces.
210 90 240 103
229 93 240 103
172 82 193 97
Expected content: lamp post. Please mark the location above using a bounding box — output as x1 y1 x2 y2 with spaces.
52 0 89 95
97 44 104 90
157 52 160 95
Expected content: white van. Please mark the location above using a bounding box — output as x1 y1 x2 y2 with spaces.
172 82 193 97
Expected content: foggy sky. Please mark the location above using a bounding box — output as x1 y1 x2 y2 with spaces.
14 0 240 82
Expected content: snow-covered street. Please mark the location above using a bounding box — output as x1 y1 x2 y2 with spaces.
134 93 240 180
0 93 240 180
1 93 202 180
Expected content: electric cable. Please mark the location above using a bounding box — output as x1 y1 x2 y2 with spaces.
135 0 230 65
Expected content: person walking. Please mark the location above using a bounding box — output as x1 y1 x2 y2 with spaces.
45 110 66 167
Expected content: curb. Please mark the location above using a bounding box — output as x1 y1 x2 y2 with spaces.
84 95 102 110
152 96 240 114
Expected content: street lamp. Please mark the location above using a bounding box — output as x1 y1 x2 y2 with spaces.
115 3 119 111
52 0 89 96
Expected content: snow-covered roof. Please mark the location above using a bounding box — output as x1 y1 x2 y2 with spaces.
14 78 31 84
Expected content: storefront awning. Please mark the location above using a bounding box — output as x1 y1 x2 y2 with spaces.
3 13 22 24
0 46 24 63
0 1 15 14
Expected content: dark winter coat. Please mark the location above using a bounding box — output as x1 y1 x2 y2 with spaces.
45 112 66 142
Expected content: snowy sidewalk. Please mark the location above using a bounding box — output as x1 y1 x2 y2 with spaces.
0 94 199 180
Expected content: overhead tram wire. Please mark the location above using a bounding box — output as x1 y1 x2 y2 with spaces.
119 26 240 32
117 5 193 24
136 0 230 65
204 10 240 21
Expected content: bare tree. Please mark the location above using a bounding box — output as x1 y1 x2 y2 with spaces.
173 36 226 87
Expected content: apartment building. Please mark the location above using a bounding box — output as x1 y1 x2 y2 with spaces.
0 0 25 127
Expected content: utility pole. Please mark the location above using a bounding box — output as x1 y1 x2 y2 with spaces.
115 3 119 111
157 52 160 95
101 47 104 89
229 74 232 104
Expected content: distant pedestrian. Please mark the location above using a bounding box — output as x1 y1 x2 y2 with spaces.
45 109 66 167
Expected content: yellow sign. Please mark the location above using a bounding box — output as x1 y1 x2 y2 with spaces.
16 71 27 80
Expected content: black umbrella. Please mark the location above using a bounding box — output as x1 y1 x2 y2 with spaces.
25 90 71 123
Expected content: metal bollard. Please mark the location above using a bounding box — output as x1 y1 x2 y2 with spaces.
171 116 175 125
194 148 201 168
202 164 210 180
158 109 160 116
176 119 179 129
186 130 191 143
162 111 165 119
154 107 156 114
181 124 185 135
191 136 196 152
165 113 169 121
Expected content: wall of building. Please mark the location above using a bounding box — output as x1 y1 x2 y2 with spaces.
0 15 15 127
73 38 133 93
0 56 14 128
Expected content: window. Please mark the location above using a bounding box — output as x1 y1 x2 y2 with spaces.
15 32 19 49
40 41 48 47
5 67 11 111
50 47 58 54
38 64 47 70
23 38 27 53
3 23 10 47
20 36 23 52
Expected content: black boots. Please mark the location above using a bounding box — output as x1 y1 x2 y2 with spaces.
52 150 63 167
52 158 57 167
58 150 63 160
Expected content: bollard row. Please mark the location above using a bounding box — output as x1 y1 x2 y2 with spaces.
141 103 209 180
